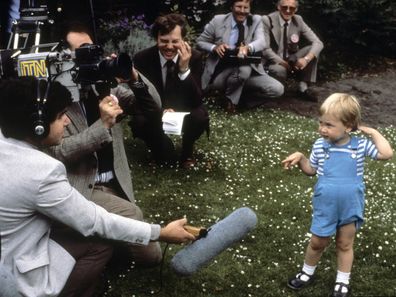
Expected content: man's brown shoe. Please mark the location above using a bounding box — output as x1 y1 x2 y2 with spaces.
224 99 237 114
181 158 196 169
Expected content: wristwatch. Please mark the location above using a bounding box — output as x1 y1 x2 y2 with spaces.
304 56 310 63
130 80 145 88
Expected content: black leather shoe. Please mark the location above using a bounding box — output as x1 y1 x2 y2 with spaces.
224 99 237 114
332 282 350 297
287 271 314 290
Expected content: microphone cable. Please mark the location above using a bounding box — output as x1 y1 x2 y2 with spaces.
151 243 170 295
121 243 171 296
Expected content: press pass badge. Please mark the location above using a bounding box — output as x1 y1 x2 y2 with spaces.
290 34 299 43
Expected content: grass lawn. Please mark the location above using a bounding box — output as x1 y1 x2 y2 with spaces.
106 103 396 297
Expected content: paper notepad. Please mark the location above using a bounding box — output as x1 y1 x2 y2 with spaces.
162 112 190 135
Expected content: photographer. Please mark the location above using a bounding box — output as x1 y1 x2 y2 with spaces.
46 22 164 267
262 0 324 101
196 0 284 113
0 77 194 297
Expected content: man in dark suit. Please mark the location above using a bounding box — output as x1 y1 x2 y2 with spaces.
132 13 209 169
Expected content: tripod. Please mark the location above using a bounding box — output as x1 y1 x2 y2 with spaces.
8 1 50 52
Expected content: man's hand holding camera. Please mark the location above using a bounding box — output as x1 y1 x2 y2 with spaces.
213 43 230 58
99 95 122 129
237 43 250 58
293 57 309 71
279 59 292 72
280 53 313 73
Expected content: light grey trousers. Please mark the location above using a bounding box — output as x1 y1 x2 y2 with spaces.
211 65 284 105
267 45 320 83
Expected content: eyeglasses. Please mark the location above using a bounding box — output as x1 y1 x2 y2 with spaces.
280 5 297 12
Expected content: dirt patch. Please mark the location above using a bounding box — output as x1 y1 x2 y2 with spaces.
259 61 396 128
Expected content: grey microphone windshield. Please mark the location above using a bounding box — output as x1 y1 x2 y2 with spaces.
170 207 258 276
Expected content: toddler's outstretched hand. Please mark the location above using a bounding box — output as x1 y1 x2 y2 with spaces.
282 152 304 169
282 152 317 175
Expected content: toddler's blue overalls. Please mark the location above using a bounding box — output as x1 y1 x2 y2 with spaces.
310 137 365 237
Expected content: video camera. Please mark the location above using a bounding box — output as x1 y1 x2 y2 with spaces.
0 43 133 101
73 43 132 85
223 48 262 65
0 2 133 101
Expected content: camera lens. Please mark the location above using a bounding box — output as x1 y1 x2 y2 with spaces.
100 53 132 81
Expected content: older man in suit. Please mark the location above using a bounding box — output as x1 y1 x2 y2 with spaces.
0 77 194 297
132 13 209 168
263 0 324 100
47 22 163 267
196 0 284 113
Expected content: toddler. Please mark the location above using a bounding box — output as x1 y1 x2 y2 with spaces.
282 93 393 297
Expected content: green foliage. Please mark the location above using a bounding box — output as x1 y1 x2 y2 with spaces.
102 28 155 58
256 0 396 78
105 106 396 297
300 0 396 58
96 0 396 59
96 0 396 80
98 12 154 57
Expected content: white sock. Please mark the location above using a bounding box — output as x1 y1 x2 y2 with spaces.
336 270 350 285
298 81 308 93
302 262 316 275
298 262 316 281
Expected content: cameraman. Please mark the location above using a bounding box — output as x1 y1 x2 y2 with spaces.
47 22 164 267
0 77 194 297
196 0 284 113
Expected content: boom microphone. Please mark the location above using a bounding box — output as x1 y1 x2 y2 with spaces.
170 207 258 276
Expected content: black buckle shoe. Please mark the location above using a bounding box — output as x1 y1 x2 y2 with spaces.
332 282 350 297
287 271 314 290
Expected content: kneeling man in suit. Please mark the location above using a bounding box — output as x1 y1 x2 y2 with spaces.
196 0 284 113
0 77 195 297
132 13 209 169
263 0 324 101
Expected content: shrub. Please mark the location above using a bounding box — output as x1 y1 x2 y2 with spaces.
98 12 154 57
300 0 396 58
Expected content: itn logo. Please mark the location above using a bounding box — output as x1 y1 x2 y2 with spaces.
19 59 47 78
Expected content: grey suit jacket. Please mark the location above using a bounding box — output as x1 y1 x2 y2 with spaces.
47 74 160 202
0 132 152 297
196 13 266 90
262 12 323 65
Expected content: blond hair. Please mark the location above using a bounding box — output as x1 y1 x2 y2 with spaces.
319 93 361 130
